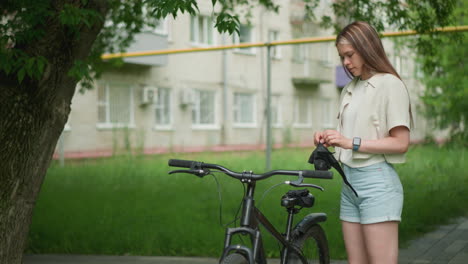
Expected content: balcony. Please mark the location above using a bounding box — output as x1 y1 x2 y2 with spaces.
291 58 333 87
123 32 168 66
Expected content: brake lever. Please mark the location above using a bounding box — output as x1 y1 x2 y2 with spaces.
168 169 211 178
285 181 324 191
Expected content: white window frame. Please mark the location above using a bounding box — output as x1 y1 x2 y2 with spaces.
190 15 216 46
321 98 335 129
192 89 219 129
154 87 172 130
233 92 257 127
268 30 281 59
96 83 135 129
293 95 313 128
233 24 256 55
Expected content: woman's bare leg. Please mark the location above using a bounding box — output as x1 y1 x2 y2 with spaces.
342 221 369 264
362 221 399 264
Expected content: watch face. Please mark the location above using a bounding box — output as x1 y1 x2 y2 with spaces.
353 137 361 145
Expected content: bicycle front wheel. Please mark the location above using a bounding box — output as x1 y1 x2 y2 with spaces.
287 224 329 264
220 252 249 264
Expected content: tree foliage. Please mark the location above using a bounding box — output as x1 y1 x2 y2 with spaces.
416 0 467 144
298 0 456 33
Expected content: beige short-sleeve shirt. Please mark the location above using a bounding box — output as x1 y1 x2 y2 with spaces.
334 73 411 164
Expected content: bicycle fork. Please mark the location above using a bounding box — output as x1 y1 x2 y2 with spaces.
220 181 266 263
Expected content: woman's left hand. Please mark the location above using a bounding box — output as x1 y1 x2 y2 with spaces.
323 130 352 149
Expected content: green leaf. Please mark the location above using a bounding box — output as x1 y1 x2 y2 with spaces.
17 68 25 83
147 0 199 19
59 4 101 28
36 56 46 74
215 13 240 35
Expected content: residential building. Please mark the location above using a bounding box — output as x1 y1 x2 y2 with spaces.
56 0 428 158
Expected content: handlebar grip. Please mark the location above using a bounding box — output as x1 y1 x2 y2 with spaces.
168 159 197 168
302 170 333 179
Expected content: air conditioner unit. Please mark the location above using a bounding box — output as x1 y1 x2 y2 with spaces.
179 89 194 106
141 87 157 105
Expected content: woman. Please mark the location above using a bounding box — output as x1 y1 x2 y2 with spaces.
314 21 412 264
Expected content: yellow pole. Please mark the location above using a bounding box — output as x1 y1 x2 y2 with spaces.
101 25 468 59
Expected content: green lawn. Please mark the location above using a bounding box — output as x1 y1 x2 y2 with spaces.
27 144 468 259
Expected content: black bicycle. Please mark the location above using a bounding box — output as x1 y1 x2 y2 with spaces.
168 159 333 264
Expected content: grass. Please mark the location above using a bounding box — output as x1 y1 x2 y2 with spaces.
398 145 468 244
27 144 468 260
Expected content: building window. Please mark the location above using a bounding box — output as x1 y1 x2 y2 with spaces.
401 57 410 78
97 83 134 128
141 6 169 36
319 42 333 66
271 95 282 127
233 92 256 126
393 55 402 76
292 44 307 63
293 95 312 127
63 122 71 132
392 53 410 78
190 15 215 45
268 30 281 59
233 24 255 54
291 28 306 63
322 99 334 128
155 87 171 128
154 18 168 35
414 62 424 79
192 89 216 127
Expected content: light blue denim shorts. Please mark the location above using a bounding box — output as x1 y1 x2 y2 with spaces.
340 161 403 224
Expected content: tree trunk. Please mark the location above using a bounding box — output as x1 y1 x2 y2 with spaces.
0 82 68 264
0 1 108 263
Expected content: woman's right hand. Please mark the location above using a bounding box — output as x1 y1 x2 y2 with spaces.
313 131 326 146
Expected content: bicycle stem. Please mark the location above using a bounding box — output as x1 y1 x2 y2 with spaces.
241 181 256 227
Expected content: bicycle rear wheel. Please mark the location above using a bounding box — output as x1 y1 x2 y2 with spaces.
220 252 249 264
287 224 329 264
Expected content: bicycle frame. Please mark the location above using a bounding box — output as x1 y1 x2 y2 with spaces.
168 159 331 264
220 180 311 264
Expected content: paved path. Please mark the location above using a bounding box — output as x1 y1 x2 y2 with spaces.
398 217 468 264
24 217 468 264
23 255 346 264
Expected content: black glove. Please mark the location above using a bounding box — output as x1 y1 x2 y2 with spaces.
308 143 358 197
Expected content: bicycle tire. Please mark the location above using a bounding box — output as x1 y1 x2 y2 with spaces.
220 253 249 264
287 224 329 264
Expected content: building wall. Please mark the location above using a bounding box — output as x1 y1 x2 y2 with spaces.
58 0 429 157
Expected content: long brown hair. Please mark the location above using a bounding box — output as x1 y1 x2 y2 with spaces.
336 21 400 80
337 21 414 128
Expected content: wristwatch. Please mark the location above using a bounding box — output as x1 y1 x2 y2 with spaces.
352 137 361 151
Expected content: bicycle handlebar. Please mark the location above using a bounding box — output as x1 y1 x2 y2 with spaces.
168 159 333 180
168 159 197 168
